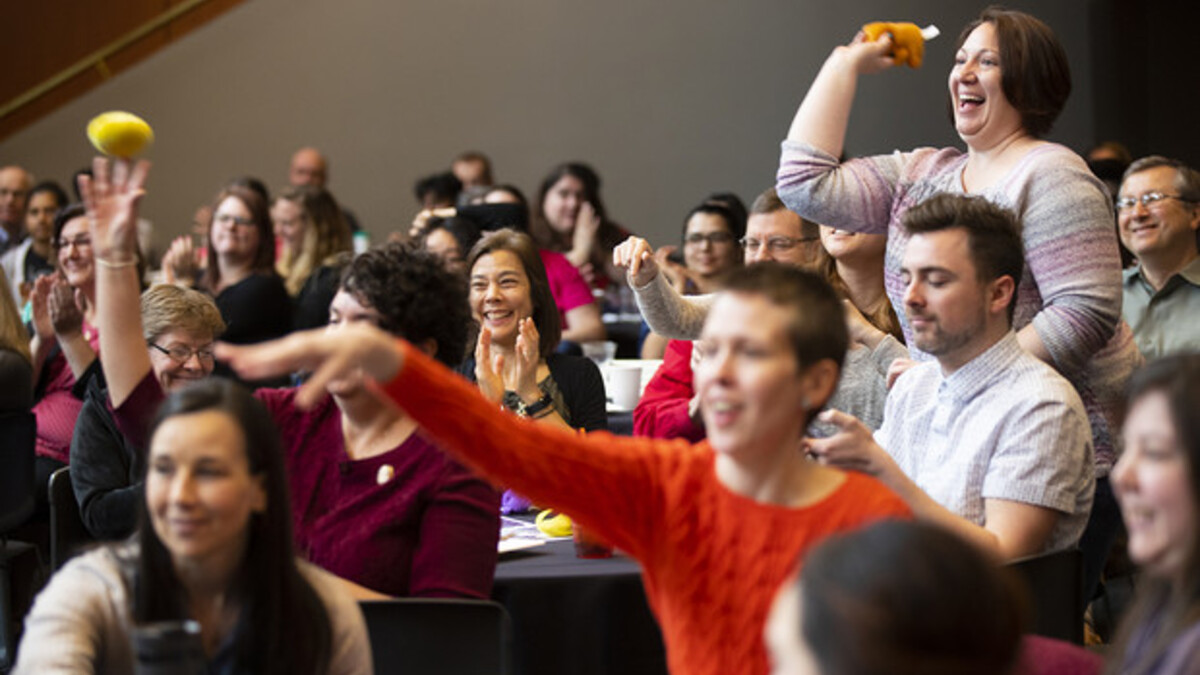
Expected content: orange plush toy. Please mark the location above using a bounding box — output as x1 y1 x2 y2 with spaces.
862 22 932 69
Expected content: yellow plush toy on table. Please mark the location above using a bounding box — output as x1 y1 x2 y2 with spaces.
861 22 939 69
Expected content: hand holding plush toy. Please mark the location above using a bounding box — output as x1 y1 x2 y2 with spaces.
861 22 939 68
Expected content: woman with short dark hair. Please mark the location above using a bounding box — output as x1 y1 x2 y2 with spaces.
777 6 1141 599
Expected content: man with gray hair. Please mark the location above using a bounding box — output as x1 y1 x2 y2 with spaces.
0 165 32 255
1117 155 1200 359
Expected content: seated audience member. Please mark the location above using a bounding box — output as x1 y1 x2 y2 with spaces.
414 171 461 210
85 158 500 600
452 151 494 191
1117 156 1200 360
460 229 607 512
71 284 225 540
416 186 605 344
222 262 912 675
627 187 902 439
0 274 32 414
1107 354 1200 674
532 162 633 288
271 185 353 330
28 204 127 501
288 146 360 232
420 216 481 275
640 199 745 360
162 183 291 384
16 380 371 674
766 521 1028 675
1 181 67 307
0 165 32 256
807 194 1094 559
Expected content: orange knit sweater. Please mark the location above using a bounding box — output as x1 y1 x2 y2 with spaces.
380 341 911 675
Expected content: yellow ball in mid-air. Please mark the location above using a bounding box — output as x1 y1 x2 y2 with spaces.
86 111 154 158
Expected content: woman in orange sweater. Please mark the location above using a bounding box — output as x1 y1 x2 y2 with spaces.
217 263 908 675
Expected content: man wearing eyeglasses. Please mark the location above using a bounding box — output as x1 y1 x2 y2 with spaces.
0 165 32 255
743 188 822 267
1117 156 1200 360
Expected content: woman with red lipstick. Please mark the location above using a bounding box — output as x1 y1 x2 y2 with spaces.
776 6 1140 599
1107 355 1200 674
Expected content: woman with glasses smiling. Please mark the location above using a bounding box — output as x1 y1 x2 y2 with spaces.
70 284 226 540
163 183 291 386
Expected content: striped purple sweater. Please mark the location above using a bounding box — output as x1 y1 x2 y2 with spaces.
777 140 1141 473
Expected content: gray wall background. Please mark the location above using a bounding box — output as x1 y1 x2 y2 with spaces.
0 0 1101 252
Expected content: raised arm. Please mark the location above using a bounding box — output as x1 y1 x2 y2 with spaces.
785 32 896 158
79 158 152 408
612 236 712 339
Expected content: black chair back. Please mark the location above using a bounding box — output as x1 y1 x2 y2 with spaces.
359 598 512 675
49 467 95 570
0 411 36 534
1008 547 1085 645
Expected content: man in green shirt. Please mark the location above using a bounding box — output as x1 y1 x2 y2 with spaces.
1118 156 1200 360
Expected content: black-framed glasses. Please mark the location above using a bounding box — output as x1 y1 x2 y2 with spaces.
1116 192 1191 212
150 343 216 364
738 235 819 253
684 232 735 246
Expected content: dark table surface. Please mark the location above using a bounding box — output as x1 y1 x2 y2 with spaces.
493 539 667 675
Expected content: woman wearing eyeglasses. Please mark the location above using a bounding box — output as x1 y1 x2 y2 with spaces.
641 199 746 359
776 7 1141 601
70 284 226 540
162 184 291 386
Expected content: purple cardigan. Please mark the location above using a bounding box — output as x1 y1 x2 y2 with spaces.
115 375 500 598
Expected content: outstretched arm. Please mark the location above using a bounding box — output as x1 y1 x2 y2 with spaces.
79 157 152 408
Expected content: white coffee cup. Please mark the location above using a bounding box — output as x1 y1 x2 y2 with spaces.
607 365 642 410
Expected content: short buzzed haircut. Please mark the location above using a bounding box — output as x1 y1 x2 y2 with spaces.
722 262 847 373
903 194 1025 321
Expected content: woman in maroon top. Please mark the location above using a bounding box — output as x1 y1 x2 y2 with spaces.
85 158 499 600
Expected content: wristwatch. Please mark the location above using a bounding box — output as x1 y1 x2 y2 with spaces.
512 392 554 418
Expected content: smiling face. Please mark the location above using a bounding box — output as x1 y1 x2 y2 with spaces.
470 250 533 347
26 191 61 244
683 212 738 279
901 229 995 370
271 197 307 254
1113 391 1197 584
149 328 217 392
818 226 886 266
694 292 809 460
210 196 260 264
146 410 266 570
56 216 95 289
949 22 1026 149
1118 166 1200 262
542 175 586 235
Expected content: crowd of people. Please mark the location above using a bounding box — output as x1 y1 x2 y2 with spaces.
2 6 1199 675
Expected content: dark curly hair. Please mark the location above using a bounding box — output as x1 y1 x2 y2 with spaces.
339 242 469 367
